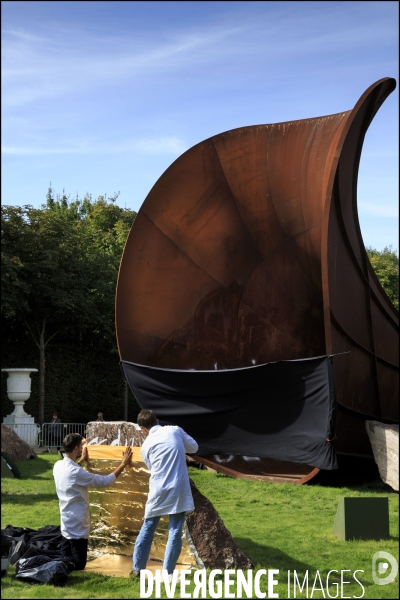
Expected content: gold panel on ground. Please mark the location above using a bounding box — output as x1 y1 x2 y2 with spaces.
86 445 197 567
85 554 196 578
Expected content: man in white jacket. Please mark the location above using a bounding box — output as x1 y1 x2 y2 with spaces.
131 409 198 578
53 432 132 570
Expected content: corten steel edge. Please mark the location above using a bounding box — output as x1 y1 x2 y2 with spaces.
116 78 398 484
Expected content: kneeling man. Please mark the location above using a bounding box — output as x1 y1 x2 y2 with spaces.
53 432 132 570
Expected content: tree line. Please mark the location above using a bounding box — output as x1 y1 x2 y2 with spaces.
1 188 399 424
1 188 139 424
365 245 399 311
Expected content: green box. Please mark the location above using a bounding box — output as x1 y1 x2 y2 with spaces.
333 497 389 541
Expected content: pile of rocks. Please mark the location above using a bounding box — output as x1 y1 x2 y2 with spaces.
1 424 37 460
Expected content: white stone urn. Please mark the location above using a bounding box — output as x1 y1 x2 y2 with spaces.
2 368 38 418
2 368 39 446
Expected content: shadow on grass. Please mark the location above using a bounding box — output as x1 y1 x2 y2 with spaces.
337 480 398 494
12 455 58 479
234 537 313 572
311 477 396 493
2 493 57 504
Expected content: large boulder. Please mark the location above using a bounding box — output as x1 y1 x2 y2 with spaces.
1 424 37 460
186 479 253 569
85 421 145 447
366 420 399 491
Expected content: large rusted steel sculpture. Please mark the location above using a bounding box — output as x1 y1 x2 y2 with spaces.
116 78 398 483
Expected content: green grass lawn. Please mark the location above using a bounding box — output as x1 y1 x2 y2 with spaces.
1 454 398 598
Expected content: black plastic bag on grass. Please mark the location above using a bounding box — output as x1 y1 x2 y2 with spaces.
16 555 75 574
15 555 74 586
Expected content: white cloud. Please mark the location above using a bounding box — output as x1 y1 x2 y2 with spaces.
2 3 397 109
1 24 242 108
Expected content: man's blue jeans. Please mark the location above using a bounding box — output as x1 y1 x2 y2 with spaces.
133 512 186 575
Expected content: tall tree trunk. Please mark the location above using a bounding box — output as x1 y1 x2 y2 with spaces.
123 380 128 421
39 323 46 425
25 316 59 426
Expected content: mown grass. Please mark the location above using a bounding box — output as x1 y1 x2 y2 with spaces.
1 454 398 598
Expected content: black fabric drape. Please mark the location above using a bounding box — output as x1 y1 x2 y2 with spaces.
121 355 338 470
1 525 63 550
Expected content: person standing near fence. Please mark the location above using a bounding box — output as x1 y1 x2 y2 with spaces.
46 412 62 452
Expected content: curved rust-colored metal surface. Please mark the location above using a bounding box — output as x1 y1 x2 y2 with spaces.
116 77 398 473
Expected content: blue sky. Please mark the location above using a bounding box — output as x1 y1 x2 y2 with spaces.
2 1 398 251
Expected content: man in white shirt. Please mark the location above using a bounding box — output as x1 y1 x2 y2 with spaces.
132 409 198 578
53 432 132 570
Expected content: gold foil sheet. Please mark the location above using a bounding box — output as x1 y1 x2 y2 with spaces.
86 445 197 567
85 555 196 578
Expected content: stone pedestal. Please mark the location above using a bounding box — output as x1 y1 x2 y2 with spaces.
2 419 39 447
2 368 39 447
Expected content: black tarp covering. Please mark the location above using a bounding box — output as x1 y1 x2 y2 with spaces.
121 355 338 470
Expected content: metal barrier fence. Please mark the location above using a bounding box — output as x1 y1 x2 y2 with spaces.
40 423 87 449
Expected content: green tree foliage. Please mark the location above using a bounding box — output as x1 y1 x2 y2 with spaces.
1 188 137 423
366 245 399 310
